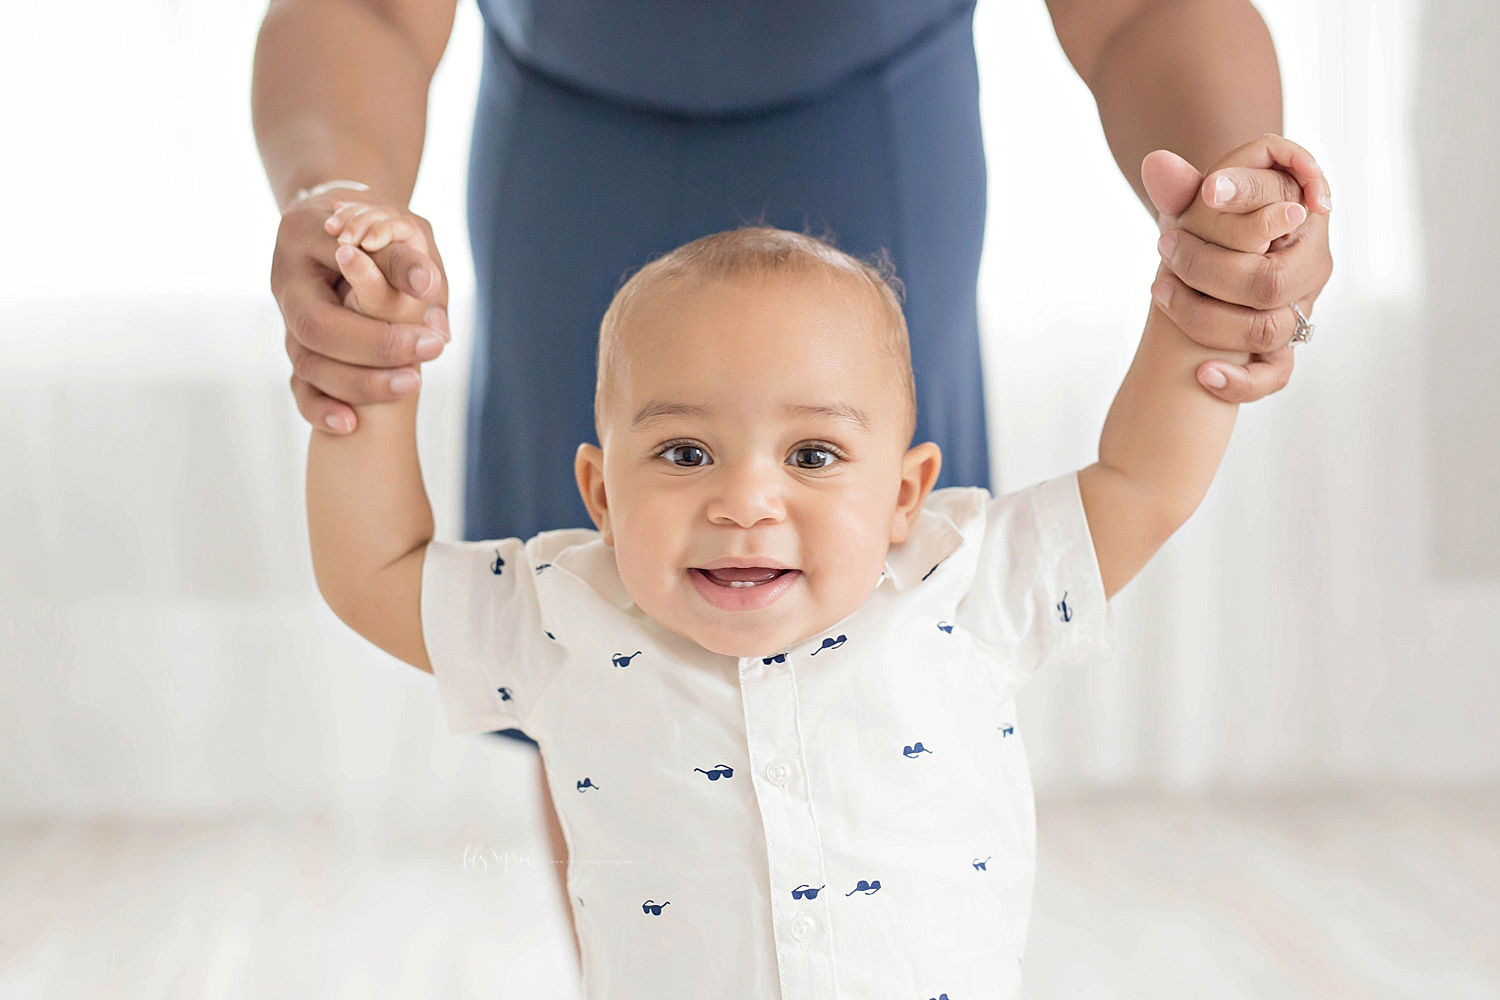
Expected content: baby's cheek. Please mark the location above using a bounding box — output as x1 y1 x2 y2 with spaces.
807 511 888 602
612 534 677 614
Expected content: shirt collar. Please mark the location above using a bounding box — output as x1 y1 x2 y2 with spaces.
880 504 966 592
550 535 637 611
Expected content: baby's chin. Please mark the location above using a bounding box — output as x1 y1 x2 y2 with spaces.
674 621 818 659
647 597 855 660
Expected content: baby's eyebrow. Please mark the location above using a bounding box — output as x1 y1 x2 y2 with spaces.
787 402 872 430
630 399 872 430
632 400 711 426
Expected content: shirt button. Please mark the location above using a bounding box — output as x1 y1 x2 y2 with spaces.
765 759 793 785
789 914 816 941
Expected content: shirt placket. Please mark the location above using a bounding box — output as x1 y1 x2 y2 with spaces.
738 654 838 1000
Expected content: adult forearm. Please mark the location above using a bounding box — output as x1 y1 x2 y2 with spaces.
1089 0 1282 208
252 0 446 209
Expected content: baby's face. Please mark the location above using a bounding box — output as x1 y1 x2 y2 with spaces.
576 273 940 658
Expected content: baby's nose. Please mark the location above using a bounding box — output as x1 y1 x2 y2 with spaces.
705 459 786 527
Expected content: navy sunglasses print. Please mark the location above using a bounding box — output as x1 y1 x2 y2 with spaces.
694 764 734 781
930 994 951 1000
810 634 847 655
791 884 825 900
903 742 933 758
641 900 670 915
576 778 600 792
762 653 787 664
973 856 991 871
845 879 881 896
936 621 954 634
611 651 642 668
490 551 505 575
1057 591 1072 622
496 687 513 701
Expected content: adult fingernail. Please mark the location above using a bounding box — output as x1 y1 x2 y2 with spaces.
335 244 356 266
1157 231 1178 260
415 332 444 360
324 413 351 433
1214 175 1237 205
1287 203 1307 227
408 265 433 295
1199 367 1229 390
1151 280 1173 309
424 306 449 339
390 370 421 394
1318 192 1333 212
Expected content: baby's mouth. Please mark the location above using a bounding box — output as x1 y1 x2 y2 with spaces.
688 566 801 612
693 567 795 589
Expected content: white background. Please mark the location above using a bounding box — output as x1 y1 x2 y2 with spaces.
1 0 1496 837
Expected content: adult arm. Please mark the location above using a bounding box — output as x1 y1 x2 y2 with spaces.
1047 0 1334 403
1047 0 1281 207
252 0 459 433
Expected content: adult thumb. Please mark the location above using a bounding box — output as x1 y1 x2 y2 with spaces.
1141 150 1201 219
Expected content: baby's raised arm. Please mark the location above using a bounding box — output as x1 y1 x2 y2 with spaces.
1078 140 1310 598
305 231 437 672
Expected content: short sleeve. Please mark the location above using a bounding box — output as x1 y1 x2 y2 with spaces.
420 536 565 737
954 471 1115 683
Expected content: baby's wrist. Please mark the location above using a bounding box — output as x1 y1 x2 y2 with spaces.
343 390 422 436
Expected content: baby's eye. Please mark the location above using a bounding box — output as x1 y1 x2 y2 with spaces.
790 447 837 470
660 444 712 467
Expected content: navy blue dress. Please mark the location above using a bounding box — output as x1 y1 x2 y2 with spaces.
465 0 990 744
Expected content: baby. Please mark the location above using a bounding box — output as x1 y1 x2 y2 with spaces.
307 145 1301 997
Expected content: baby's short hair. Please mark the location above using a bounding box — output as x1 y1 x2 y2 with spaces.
595 227 917 439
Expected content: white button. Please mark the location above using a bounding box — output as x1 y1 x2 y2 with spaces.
789 914 816 941
765 759 793 785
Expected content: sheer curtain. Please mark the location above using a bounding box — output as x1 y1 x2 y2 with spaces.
2 0 1496 833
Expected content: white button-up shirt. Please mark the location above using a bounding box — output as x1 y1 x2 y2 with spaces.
422 473 1114 999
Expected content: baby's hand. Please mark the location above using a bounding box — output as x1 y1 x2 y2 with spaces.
324 201 432 327
325 199 432 257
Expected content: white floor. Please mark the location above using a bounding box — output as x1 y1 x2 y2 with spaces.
1023 785 1500 999
1 785 1496 999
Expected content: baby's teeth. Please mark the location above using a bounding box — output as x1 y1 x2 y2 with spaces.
729 580 754 588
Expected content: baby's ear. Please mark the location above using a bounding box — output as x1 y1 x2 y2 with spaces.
574 443 613 544
890 442 942 545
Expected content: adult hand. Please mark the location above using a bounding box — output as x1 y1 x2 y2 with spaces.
1141 135 1334 403
270 189 450 433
